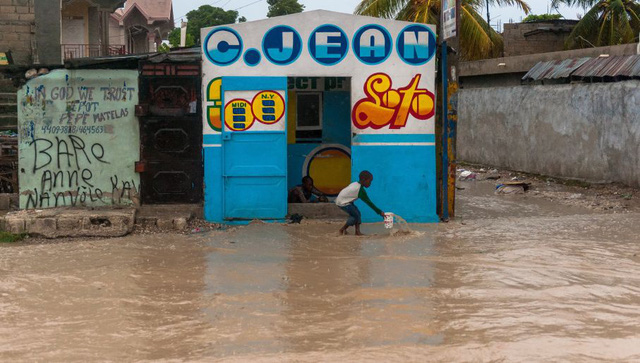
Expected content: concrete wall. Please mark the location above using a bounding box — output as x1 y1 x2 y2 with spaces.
34 0 62 65
458 81 640 186
17 69 140 209
0 0 35 65
502 21 577 57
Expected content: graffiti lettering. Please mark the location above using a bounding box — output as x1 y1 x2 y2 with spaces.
92 108 129 123
100 87 136 102
352 73 435 130
50 87 74 100
77 86 95 101
29 135 109 172
24 186 109 209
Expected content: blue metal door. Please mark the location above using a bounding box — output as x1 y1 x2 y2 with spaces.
221 77 287 221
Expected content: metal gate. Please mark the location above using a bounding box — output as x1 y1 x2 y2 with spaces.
138 63 203 204
221 77 288 221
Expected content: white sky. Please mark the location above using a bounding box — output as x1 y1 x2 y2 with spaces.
172 0 586 30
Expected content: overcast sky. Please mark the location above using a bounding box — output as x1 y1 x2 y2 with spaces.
172 0 584 30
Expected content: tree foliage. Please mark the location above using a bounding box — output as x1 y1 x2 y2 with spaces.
551 0 640 48
185 5 242 44
354 0 531 61
267 0 305 17
168 28 196 48
523 13 564 22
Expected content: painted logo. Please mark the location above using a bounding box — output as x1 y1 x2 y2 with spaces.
303 144 351 196
353 24 392 65
252 91 285 124
308 24 349 66
352 73 435 130
244 48 261 67
396 24 436 66
204 27 243 66
207 78 222 131
224 99 254 131
262 25 302 66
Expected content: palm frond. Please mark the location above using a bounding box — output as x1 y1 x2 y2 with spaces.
565 2 602 48
488 0 531 14
551 0 600 10
459 5 500 60
354 0 409 18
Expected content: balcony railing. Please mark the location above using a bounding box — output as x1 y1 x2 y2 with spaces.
61 44 127 60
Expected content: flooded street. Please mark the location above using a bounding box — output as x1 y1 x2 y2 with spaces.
2 178 640 362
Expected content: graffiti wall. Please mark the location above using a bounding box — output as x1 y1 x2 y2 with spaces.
201 11 439 223
18 70 140 209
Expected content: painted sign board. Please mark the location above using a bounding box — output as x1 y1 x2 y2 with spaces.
17 70 140 209
201 11 439 223
442 0 457 40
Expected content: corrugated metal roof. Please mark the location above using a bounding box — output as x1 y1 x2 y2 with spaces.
572 54 640 79
522 57 591 81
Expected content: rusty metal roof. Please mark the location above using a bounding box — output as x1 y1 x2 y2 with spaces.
523 54 640 81
571 54 640 79
522 57 591 81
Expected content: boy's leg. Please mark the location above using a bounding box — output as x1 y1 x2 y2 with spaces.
353 206 363 235
339 204 358 235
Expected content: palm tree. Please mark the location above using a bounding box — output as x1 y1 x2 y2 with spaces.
552 0 640 48
354 0 531 61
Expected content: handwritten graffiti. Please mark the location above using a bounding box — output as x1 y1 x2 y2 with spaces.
352 73 435 130
28 135 108 173
19 71 140 210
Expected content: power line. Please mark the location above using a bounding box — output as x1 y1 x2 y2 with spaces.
234 0 265 11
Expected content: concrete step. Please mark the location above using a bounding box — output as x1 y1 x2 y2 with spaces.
288 203 348 220
2 208 137 238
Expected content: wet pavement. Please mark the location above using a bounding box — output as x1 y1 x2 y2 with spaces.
2 178 640 362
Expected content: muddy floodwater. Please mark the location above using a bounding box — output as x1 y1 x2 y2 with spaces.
2 179 640 361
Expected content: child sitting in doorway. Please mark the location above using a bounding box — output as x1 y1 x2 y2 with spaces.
288 176 328 203
335 170 385 236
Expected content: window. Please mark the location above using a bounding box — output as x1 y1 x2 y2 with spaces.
296 92 322 141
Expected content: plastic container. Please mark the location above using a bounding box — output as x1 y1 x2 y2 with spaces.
384 212 394 229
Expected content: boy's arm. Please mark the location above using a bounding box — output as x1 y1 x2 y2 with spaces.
295 187 310 203
358 187 383 215
311 186 325 197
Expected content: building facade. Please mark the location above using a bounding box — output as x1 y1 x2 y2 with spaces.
0 0 127 66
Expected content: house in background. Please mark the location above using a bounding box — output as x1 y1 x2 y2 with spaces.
60 0 130 60
110 0 174 54
0 0 126 65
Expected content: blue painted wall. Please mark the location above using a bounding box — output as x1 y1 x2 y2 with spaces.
351 137 438 223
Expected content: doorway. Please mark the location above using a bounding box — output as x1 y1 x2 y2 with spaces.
138 62 203 204
286 77 352 201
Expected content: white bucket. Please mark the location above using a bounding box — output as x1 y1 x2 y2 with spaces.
384 212 394 229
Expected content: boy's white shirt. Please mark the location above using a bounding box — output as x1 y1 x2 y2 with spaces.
335 182 361 207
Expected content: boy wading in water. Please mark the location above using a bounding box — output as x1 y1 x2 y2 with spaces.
335 170 385 235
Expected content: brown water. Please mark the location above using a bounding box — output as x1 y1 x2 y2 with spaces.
2 184 640 361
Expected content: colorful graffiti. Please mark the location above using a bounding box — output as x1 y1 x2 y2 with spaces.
352 73 435 130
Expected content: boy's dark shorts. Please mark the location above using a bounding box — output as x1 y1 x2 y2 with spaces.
339 203 361 226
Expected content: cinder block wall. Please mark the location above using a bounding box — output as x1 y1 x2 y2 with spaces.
458 81 640 187
0 0 35 65
503 21 577 57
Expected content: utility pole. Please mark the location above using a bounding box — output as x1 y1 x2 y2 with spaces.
440 0 460 221
486 0 491 27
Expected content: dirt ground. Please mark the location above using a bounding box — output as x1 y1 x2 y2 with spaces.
2 167 640 362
